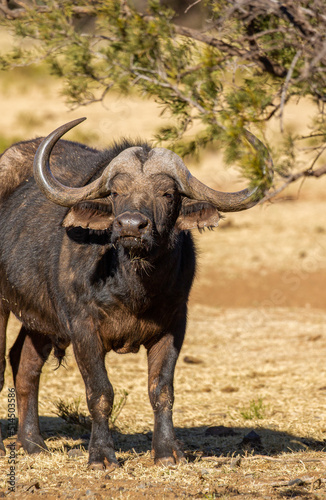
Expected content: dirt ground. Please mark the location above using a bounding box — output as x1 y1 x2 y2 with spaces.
1 31 326 499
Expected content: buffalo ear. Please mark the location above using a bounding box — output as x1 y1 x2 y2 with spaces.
176 199 221 231
62 201 115 230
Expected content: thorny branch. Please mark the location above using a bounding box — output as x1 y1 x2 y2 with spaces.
2 0 325 92
1 0 326 197
1 0 325 84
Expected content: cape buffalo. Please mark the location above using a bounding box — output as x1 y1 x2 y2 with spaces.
0 118 272 469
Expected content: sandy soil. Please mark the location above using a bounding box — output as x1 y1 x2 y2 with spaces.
0 41 326 499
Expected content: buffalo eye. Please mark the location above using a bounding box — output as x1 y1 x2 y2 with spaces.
163 192 173 200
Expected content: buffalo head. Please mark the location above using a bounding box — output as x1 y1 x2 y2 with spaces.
33 118 273 256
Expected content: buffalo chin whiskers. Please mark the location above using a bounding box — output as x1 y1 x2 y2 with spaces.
129 253 154 275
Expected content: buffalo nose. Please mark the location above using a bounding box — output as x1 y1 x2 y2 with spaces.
114 212 150 236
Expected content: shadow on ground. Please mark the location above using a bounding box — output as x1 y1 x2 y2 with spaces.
1 417 325 457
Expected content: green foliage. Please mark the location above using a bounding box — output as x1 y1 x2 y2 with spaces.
1 0 326 190
240 398 266 420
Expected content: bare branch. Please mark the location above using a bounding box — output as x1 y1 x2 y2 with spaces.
184 0 202 15
279 50 302 133
261 164 326 203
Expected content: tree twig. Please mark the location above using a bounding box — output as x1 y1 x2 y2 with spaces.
279 50 302 133
260 164 326 203
184 0 202 14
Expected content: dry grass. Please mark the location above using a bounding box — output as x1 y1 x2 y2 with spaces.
1 308 326 499
1 32 326 498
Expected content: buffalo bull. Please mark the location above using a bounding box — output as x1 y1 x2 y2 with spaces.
0 118 272 469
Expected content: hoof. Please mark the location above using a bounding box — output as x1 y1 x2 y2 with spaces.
16 439 48 454
16 439 49 455
89 459 120 472
104 458 120 473
88 462 105 471
154 454 186 466
153 447 186 466
0 447 5 457
15 440 22 451
155 456 176 467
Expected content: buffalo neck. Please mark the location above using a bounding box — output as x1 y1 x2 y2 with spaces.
95 232 190 315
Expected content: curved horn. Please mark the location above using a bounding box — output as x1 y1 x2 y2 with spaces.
33 118 109 207
150 130 273 212
181 130 273 211
34 118 273 212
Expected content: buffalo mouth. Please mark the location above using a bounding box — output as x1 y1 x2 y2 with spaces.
117 235 142 248
113 234 152 254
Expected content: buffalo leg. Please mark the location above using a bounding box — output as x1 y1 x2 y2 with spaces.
9 327 52 454
0 303 9 456
72 338 118 470
147 331 185 465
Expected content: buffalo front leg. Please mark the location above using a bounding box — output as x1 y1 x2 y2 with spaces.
147 332 185 466
72 339 118 471
9 328 52 454
0 303 9 456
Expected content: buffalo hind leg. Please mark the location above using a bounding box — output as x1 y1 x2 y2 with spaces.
72 338 119 471
0 303 9 456
147 331 186 466
9 327 52 454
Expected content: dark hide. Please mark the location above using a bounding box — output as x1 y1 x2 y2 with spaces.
0 138 220 467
